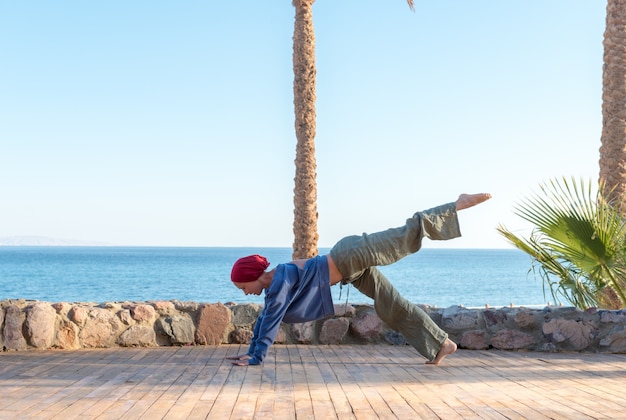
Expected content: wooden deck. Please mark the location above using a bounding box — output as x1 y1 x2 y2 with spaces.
1 345 625 419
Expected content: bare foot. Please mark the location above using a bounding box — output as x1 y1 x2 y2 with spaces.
426 338 457 365
455 193 492 211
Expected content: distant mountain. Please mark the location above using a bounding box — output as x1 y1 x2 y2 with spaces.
0 236 111 246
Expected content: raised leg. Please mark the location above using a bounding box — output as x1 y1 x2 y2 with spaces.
329 202 460 282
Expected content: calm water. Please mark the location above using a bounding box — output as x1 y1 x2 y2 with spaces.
0 247 550 308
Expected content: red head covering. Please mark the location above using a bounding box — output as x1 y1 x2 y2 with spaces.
231 254 270 283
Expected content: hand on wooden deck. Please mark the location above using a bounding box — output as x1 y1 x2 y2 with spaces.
226 354 251 366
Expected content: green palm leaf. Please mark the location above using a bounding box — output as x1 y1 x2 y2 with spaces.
497 177 626 309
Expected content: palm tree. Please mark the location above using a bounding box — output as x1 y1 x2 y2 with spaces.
291 0 319 259
497 178 626 309
290 0 415 259
599 0 626 212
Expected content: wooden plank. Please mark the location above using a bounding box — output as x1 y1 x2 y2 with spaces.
1 349 107 413
155 346 221 420
203 346 247 419
313 345 355 419
0 345 625 419
87 348 189 418
252 347 277 419
322 346 373 418
348 345 420 419
299 345 337 419
12 349 127 417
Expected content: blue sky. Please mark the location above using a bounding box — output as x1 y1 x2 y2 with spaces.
0 1 606 248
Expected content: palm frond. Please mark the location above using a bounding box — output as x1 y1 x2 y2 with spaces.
497 223 599 308
498 177 626 309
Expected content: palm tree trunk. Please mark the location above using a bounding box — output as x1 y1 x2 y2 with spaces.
291 0 319 259
599 0 626 212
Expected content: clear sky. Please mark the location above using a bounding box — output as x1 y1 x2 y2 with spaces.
0 1 606 248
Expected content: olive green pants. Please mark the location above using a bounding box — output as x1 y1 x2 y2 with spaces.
329 202 460 361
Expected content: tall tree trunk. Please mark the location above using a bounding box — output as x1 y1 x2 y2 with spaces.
599 0 626 212
291 0 319 259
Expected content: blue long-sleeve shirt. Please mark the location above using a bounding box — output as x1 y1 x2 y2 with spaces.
246 255 334 365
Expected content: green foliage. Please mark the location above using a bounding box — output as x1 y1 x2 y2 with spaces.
497 177 626 309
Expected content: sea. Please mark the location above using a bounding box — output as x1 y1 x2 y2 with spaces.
0 247 552 308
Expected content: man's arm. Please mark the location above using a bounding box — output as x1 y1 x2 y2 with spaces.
225 318 262 362
232 266 293 366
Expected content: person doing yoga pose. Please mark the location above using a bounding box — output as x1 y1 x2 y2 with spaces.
227 193 492 366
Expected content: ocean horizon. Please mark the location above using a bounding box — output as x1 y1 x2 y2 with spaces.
0 246 552 308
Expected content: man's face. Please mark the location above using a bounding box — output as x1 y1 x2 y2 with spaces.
234 279 264 296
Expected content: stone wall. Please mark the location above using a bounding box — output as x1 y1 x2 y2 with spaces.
2 299 626 353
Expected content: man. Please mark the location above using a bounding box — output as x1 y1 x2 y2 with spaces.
227 193 491 366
